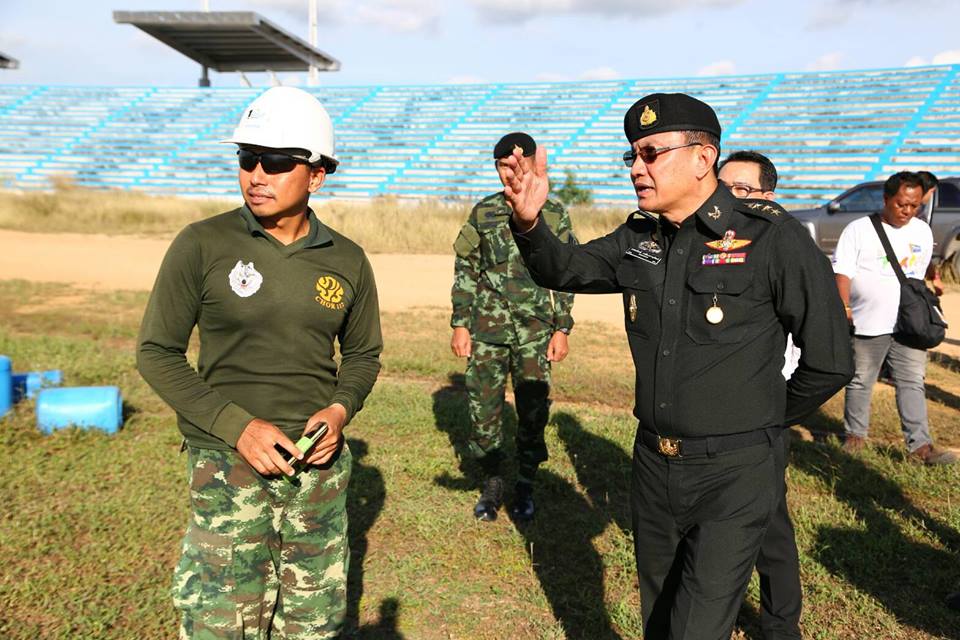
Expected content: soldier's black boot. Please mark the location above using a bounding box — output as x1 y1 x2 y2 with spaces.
474 476 504 521
510 481 535 522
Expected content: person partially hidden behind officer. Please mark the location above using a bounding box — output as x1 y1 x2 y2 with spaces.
137 86 383 639
450 132 575 522
501 93 853 639
719 149 802 640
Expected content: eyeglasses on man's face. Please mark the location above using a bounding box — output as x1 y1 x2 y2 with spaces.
722 181 765 198
622 142 702 167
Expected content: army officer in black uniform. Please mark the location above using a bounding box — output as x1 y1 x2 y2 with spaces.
500 93 854 639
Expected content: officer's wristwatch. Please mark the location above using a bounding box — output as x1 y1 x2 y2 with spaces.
557 327 571 335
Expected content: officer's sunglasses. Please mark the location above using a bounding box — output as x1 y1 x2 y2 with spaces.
237 149 310 174
622 142 702 167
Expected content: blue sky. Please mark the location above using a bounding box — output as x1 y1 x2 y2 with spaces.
2 0 959 87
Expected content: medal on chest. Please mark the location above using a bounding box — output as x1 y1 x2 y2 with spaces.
706 293 724 324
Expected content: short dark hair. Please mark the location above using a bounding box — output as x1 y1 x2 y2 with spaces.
719 150 779 192
682 130 721 173
917 170 939 192
883 171 924 198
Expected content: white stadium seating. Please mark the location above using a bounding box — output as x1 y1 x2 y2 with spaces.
0 64 958 207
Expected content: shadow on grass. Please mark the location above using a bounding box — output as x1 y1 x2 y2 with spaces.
348 597 406 639
925 383 960 412
431 372 487 493
792 440 960 639
344 438 403 638
929 349 960 374
430 378 626 639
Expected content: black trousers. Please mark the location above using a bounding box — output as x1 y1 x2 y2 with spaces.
755 436 802 640
631 432 780 640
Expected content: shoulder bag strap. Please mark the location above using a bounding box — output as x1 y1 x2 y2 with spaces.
868 213 908 286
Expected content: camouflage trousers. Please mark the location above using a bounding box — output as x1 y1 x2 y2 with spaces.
465 334 552 481
173 444 352 640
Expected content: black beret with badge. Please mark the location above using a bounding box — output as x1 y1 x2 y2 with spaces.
623 93 722 142
494 132 537 159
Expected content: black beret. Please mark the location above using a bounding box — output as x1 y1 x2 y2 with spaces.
623 93 721 143
493 132 536 159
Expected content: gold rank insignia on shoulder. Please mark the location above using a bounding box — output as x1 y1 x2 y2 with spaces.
763 204 781 216
640 104 657 127
705 229 751 251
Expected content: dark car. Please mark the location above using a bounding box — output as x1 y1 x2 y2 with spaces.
791 177 960 271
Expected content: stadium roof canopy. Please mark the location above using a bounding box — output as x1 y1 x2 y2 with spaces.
113 11 339 84
0 52 19 70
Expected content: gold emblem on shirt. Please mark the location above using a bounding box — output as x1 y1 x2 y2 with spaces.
315 275 345 310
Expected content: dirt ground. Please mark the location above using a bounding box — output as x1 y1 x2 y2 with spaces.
2 229 958 358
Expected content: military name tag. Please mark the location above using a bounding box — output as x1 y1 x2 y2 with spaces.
625 247 661 265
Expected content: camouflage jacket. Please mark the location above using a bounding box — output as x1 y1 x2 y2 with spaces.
451 193 575 345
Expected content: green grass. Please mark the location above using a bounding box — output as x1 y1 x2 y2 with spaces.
0 280 958 639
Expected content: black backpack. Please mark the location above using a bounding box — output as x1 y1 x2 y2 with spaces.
868 214 948 349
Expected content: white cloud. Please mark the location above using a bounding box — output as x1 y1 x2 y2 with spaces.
580 66 620 81
354 2 441 33
233 0 345 21
697 60 736 76
807 0 947 30
533 67 620 83
535 72 571 82
904 49 960 67
806 52 843 72
447 75 488 84
471 0 743 22
238 0 440 33
0 31 28 49
932 49 960 65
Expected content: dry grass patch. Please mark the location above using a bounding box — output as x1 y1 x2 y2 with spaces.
0 185 629 251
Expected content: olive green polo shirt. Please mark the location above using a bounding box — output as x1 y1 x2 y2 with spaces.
137 206 383 451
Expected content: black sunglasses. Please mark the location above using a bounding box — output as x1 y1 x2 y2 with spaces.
622 142 702 167
237 149 310 174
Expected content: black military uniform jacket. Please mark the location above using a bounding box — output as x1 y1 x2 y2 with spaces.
513 184 853 439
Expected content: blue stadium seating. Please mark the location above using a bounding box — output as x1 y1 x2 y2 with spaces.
0 64 958 207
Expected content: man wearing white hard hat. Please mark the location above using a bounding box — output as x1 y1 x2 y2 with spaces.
138 86 383 639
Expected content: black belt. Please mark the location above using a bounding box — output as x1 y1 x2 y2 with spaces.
638 426 781 458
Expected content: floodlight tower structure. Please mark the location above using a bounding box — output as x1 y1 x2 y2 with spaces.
113 9 339 87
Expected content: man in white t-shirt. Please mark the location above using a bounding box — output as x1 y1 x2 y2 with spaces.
833 171 955 465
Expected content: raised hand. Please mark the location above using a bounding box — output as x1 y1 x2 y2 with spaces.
503 146 550 231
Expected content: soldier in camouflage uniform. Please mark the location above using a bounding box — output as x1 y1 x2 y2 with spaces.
450 132 575 522
137 87 382 639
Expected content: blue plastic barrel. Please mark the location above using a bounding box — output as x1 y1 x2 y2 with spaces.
12 370 63 402
0 356 11 417
36 386 123 434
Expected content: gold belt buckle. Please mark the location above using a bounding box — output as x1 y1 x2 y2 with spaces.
657 437 682 457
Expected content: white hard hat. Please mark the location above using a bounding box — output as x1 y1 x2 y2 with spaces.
222 86 338 173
